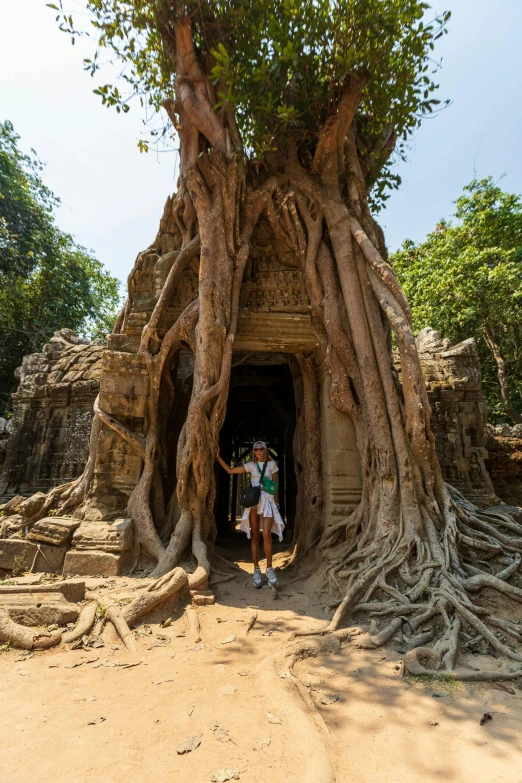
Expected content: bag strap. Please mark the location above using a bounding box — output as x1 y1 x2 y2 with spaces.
256 460 268 481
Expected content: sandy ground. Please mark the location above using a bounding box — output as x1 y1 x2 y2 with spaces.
1 540 522 783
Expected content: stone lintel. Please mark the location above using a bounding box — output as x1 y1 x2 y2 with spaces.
234 311 320 353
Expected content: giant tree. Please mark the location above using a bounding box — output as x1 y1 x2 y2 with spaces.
45 0 522 678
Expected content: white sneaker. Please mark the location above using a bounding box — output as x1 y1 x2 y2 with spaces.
266 567 278 587
253 568 263 588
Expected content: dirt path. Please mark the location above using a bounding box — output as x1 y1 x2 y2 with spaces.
1 549 522 783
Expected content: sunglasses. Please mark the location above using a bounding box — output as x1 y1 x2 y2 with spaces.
254 447 265 451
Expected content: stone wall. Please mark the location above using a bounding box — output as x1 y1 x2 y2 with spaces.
485 425 522 508
413 328 497 508
1 324 500 513
0 329 104 496
318 365 361 527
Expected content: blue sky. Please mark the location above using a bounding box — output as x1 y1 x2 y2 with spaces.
1 0 521 284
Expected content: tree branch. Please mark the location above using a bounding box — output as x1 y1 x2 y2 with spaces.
483 319 522 424
94 397 145 456
313 73 369 185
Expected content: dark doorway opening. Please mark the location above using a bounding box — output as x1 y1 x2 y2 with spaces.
215 355 297 542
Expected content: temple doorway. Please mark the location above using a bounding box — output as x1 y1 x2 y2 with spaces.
214 354 298 543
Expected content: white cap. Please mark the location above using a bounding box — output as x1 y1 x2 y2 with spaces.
253 440 267 449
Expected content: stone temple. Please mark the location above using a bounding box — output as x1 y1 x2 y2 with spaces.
0 204 498 577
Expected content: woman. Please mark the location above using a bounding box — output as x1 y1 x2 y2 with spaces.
216 441 283 588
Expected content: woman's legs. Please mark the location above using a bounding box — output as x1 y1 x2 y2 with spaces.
249 507 260 568
262 517 273 568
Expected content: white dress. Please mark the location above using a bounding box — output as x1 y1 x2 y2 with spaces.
240 460 285 542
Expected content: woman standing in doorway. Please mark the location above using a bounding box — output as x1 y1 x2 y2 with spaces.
216 441 284 588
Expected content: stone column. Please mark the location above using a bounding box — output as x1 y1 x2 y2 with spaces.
318 363 362 529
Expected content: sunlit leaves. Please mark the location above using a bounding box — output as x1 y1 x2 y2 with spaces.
393 178 522 422
50 1 449 200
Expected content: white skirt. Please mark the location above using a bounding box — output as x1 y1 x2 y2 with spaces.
240 491 285 542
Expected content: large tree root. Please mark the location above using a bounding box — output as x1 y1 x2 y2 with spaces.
62 601 98 644
105 605 138 652
403 647 522 681
123 567 188 627
258 636 337 783
292 484 522 678
0 608 62 650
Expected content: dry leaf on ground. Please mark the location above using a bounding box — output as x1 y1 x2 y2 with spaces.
211 769 240 782
176 735 201 754
252 737 271 751
220 635 237 644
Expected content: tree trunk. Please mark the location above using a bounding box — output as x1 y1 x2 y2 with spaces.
484 319 522 424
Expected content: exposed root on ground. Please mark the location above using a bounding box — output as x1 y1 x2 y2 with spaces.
259 636 338 783
62 601 98 644
293 485 522 678
403 647 522 682
0 608 62 650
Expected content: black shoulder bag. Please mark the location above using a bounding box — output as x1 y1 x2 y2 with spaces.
240 461 267 508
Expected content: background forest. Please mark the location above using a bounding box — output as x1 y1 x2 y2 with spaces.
0 120 120 416
393 177 522 424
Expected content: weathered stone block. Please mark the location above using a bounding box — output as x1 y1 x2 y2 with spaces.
100 371 148 397
32 545 68 574
98 391 147 418
106 334 140 353
18 492 47 518
0 579 85 603
71 518 134 553
0 540 37 571
63 549 125 577
27 517 81 547
101 350 148 375
1 594 80 626
0 514 24 538
0 495 25 516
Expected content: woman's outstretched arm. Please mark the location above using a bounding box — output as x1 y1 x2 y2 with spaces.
216 447 247 475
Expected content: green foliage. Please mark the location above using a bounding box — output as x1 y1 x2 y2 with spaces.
11 547 29 577
392 178 522 422
0 120 120 416
49 0 450 208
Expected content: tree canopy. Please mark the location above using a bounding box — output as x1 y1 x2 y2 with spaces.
0 120 120 416
51 0 450 209
392 177 522 423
